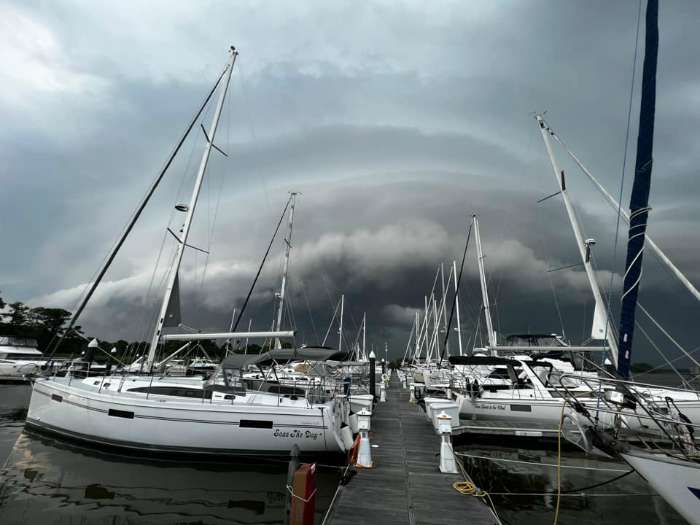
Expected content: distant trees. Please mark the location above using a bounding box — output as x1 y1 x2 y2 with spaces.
1 292 293 362
0 292 83 355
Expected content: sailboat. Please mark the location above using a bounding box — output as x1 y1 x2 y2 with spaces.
556 2 700 522
0 336 46 414
25 47 349 457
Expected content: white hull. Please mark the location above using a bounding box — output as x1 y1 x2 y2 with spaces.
456 392 700 436
27 377 345 456
622 449 700 525
455 393 565 429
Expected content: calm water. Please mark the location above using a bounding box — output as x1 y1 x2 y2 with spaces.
458 443 687 525
0 414 340 525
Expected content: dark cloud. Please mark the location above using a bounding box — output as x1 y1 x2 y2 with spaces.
2 1 700 365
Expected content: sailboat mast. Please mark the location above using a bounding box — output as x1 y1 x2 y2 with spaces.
452 260 464 356
146 47 238 370
338 294 345 352
540 121 700 303
413 309 423 361
362 312 367 360
274 192 297 348
473 215 497 349
440 263 450 357
536 116 619 367
618 0 659 379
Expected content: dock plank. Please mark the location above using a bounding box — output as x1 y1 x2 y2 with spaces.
324 374 498 525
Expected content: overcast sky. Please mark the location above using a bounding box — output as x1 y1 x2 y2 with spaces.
1 0 699 365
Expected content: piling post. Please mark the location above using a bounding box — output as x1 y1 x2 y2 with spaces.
284 445 301 525
409 384 416 403
437 412 458 474
356 409 373 468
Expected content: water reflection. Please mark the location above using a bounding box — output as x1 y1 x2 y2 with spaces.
458 444 687 525
0 417 339 525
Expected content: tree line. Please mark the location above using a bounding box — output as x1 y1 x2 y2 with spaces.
0 293 283 362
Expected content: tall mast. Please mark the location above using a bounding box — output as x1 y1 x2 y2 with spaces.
338 294 345 352
362 312 367 360
414 310 420 359
146 47 237 370
274 192 298 348
617 0 659 379
473 215 497 348
420 295 429 360
430 294 439 362
452 260 464 356
440 263 450 357
536 115 619 367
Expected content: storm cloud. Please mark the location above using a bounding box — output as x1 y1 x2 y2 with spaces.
2 1 700 365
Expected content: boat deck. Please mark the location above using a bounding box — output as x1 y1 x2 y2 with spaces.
323 374 498 525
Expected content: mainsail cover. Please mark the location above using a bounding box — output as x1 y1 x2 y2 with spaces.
617 0 659 378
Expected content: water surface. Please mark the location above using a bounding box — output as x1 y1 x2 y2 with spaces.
458 443 687 525
0 415 339 525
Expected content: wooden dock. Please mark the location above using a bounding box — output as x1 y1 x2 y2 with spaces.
323 375 498 525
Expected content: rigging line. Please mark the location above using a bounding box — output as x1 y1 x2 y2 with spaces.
320 274 337 316
301 281 320 344
455 452 629 472
608 0 644 318
138 235 178 343
44 65 229 360
440 221 473 364
536 230 568 339
231 196 292 333
200 139 229 292
635 322 692 388
235 59 271 213
638 302 700 369
634 344 700 374
322 299 341 347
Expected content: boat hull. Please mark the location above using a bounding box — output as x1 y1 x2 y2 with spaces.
622 449 700 525
456 392 700 433
27 378 344 457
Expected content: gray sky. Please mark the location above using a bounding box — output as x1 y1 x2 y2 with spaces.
1 0 699 364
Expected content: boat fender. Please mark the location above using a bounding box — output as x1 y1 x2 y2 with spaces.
340 423 354 451
348 412 359 434
289 463 316 525
349 434 361 465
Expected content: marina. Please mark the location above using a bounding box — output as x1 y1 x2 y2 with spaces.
323 375 497 525
2 1 700 524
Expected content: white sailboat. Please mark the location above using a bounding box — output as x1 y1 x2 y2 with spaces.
25 47 349 457
560 2 700 522
0 336 45 413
